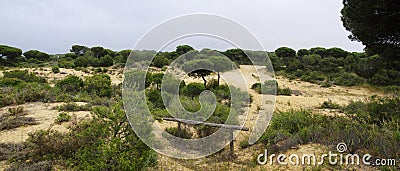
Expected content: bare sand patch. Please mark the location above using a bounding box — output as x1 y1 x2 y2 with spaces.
0 102 90 143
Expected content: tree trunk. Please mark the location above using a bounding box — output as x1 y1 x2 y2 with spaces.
202 76 207 87
217 72 220 86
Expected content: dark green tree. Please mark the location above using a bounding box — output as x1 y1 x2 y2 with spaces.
317 57 339 73
116 49 131 63
297 49 310 57
182 59 213 87
151 73 164 90
275 47 296 59
341 0 400 85
310 47 329 58
74 56 89 67
91 46 107 58
176 45 194 56
152 55 169 68
70 45 89 56
327 47 349 58
23 50 50 61
146 88 164 109
0 45 23 64
223 48 250 65
99 55 113 67
302 55 316 69
210 56 234 85
341 0 400 61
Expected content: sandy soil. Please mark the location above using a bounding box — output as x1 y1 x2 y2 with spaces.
0 102 91 143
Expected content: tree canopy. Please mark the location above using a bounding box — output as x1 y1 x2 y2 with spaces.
23 50 50 61
176 45 194 56
341 0 400 60
70 45 89 56
275 47 296 59
0 45 22 62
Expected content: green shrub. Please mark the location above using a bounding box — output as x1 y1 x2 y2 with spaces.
58 60 74 69
294 69 305 77
74 56 89 68
0 107 38 131
55 93 74 103
320 100 341 109
99 55 113 67
93 67 103 73
182 82 205 99
80 68 89 73
344 97 400 126
12 82 56 104
89 97 116 107
3 70 46 83
331 73 364 86
146 88 164 109
151 109 171 118
102 67 108 73
206 79 219 89
55 112 71 124
55 103 91 112
251 80 278 94
210 84 231 100
152 55 170 68
277 87 292 96
84 74 112 97
252 80 290 96
0 78 26 88
258 98 400 162
262 80 278 94
384 86 400 97
23 103 157 170
239 139 250 149
55 75 84 94
320 81 332 88
300 71 325 83
52 66 60 73
165 126 193 139
7 106 24 117
6 161 52 171
251 82 262 94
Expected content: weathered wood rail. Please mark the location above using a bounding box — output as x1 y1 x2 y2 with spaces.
162 117 249 155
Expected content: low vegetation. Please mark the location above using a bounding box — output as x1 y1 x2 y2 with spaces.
251 80 292 96
0 107 38 131
5 103 157 170
258 97 400 170
54 112 71 124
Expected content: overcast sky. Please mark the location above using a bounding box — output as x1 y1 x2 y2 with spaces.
0 0 365 54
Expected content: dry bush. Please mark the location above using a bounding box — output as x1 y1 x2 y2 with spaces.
0 107 38 131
